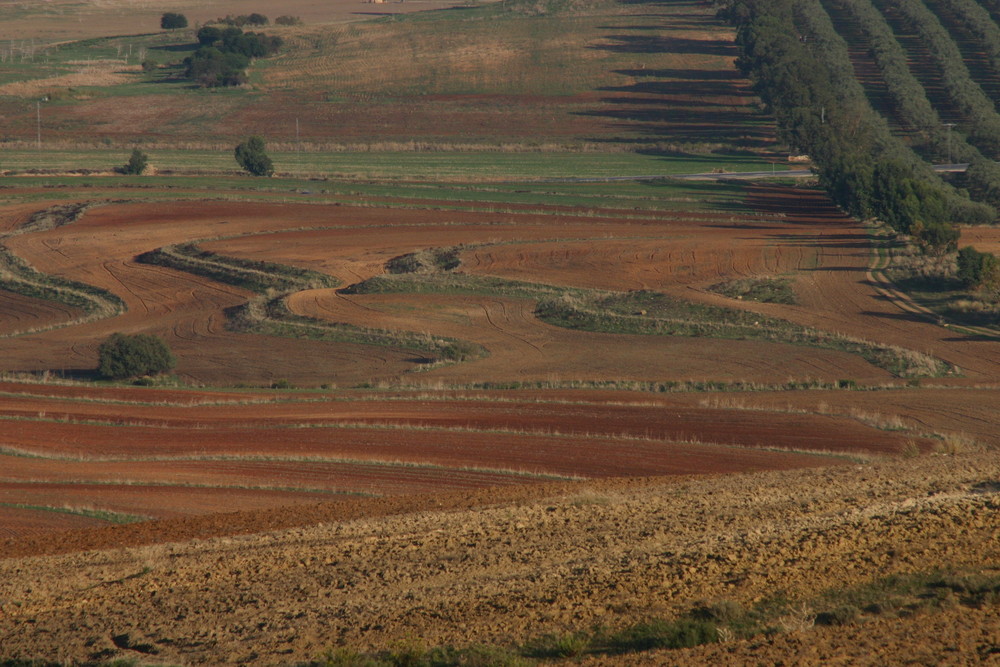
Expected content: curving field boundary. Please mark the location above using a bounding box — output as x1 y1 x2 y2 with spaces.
136 240 488 365
344 250 953 378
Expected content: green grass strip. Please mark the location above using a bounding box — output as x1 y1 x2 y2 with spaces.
0 502 146 524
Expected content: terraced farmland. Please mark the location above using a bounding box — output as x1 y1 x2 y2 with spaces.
0 0 999 664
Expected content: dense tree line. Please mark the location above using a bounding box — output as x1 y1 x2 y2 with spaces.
874 0 1000 157
817 0 1000 205
727 0 994 248
212 13 269 27
821 0 959 160
184 27 282 87
929 0 1000 84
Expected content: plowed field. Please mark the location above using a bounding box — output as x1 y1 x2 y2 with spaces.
1 453 998 665
1 180 998 538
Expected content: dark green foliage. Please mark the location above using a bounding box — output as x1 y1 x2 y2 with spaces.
160 12 188 29
214 13 269 27
729 0 995 240
882 0 1000 158
97 333 176 380
119 148 148 175
956 246 1000 289
183 27 281 87
234 136 274 176
606 618 718 653
963 157 1000 209
183 47 249 87
275 15 303 26
196 26 223 46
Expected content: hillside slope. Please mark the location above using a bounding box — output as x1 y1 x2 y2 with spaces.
1 451 997 664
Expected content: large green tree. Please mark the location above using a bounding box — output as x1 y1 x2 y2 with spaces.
97 333 176 380
160 12 188 29
234 136 274 176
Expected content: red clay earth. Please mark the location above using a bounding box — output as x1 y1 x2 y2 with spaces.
0 483 339 521
0 186 997 537
0 505 106 540
0 292 83 335
0 193 919 385
0 188 996 536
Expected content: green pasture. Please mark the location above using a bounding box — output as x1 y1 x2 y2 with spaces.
0 168 756 214
0 148 785 181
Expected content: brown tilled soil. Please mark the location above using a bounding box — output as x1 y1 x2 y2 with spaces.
0 452 998 665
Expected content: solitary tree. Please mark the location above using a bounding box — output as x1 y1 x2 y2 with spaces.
97 332 176 380
120 148 148 175
160 12 188 29
234 135 274 176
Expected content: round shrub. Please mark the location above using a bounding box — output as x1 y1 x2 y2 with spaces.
97 332 176 380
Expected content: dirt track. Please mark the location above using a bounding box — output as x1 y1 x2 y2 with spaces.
1 452 997 665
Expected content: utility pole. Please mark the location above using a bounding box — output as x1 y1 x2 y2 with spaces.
36 100 41 149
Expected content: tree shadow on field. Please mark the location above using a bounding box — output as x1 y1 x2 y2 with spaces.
858 309 942 325
149 44 198 53
766 232 872 248
9 368 101 382
592 34 735 57
578 0 778 152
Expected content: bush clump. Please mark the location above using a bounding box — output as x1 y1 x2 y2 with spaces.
160 12 188 29
234 135 274 176
118 148 148 175
97 332 176 380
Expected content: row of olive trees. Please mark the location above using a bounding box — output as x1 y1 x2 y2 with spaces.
817 0 1000 207
115 138 272 177
731 0 993 249
874 0 1000 157
929 0 1000 83
822 0 959 158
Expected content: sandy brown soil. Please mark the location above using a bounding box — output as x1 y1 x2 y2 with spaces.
0 453 997 665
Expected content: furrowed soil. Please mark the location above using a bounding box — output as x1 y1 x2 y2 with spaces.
1 0 999 662
0 453 997 665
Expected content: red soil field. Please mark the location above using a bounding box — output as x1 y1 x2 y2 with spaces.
0 505 106 540
0 393 926 457
0 483 341 520
0 292 83 335
1 0 460 43
0 185 997 536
